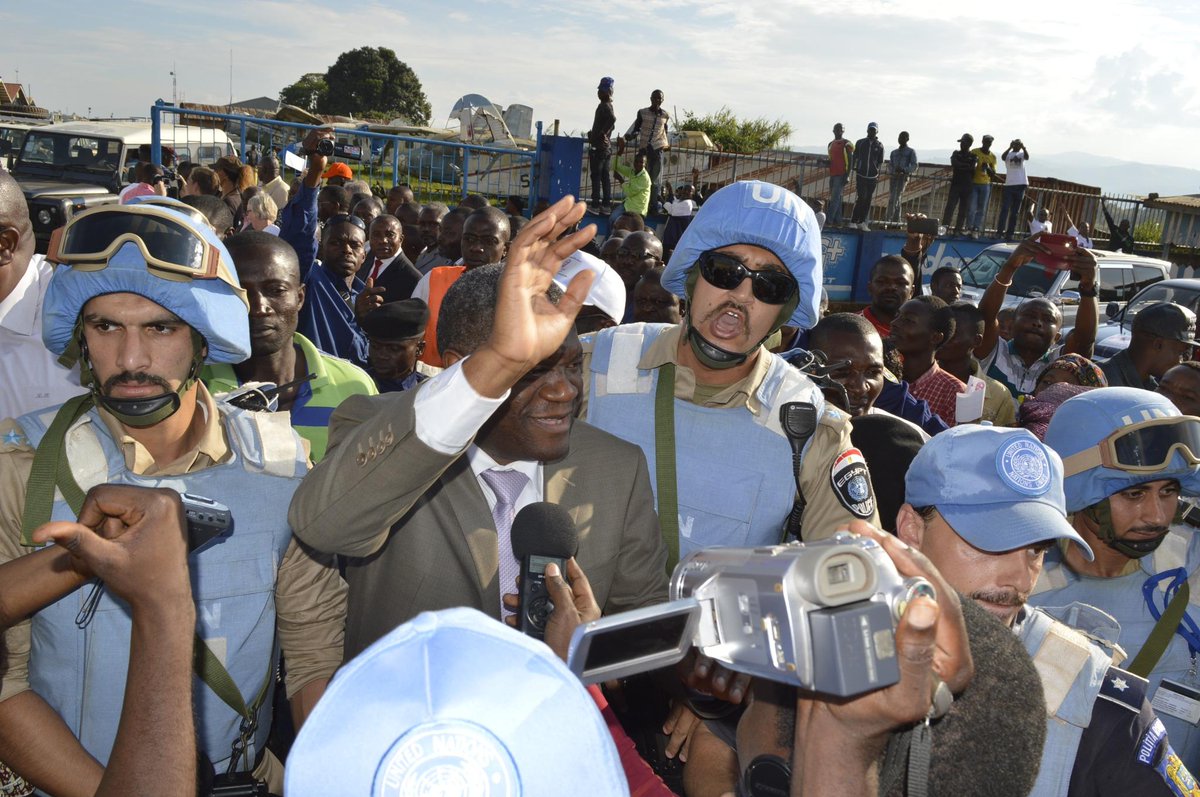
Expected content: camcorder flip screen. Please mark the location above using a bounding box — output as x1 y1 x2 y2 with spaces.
567 598 700 685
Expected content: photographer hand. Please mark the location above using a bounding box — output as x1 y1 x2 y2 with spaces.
31 485 196 797
300 127 335 189
502 557 600 662
680 650 751 705
31 484 192 611
790 522 971 795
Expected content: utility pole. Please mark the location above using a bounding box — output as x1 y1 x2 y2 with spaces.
171 63 177 106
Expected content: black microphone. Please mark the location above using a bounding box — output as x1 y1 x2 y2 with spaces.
510 502 579 640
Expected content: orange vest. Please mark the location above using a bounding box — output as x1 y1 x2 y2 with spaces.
420 265 467 367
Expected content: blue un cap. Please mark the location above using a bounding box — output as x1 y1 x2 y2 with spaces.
905 425 1094 560
285 608 629 797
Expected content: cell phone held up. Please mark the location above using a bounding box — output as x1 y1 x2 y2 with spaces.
907 216 940 236
1038 233 1078 270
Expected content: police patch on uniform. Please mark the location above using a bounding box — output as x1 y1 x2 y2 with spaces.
1154 741 1200 797
831 448 875 519
995 437 1052 496
1138 717 1167 766
374 720 519 797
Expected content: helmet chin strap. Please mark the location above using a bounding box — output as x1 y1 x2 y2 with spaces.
1082 499 1172 559
78 327 206 428
685 326 750 369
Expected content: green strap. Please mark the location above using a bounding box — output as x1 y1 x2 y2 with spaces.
654 363 681 575
193 635 274 721
20 394 94 545
1128 579 1190 678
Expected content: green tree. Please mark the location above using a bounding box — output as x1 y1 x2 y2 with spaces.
279 73 328 113
320 47 431 125
679 107 793 154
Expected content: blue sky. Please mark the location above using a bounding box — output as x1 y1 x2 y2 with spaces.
5 0 1200 170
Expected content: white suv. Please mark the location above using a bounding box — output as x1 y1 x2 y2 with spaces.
957 243 1172 328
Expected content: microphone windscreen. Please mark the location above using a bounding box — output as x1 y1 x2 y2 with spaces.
510 502 579 560
922 596 1046 797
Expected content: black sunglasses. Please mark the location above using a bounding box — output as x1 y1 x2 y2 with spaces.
326 213 368 233
697 251 797 305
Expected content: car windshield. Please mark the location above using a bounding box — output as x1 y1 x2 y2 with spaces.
961 249 1057 298
19 132 123 171
1121 284 1200 325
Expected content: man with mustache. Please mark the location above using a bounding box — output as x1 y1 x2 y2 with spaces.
901 424 1197 796
0 205 342 794
584 181 876 556
1036 388 1200 769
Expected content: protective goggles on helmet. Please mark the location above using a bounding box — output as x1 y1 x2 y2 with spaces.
46 204 231 284
1061 415 1200 476
697 250 798 305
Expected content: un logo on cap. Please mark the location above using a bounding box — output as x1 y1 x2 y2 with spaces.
375 720 519 797
995 438 1052 496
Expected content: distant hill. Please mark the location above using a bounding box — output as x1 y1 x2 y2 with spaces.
791 144 1200 197
1031 152 1200 197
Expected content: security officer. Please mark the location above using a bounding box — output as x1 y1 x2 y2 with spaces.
584 180 877 566
901 424 1197 796
1036 387 1200 769
0 204 342 795
359 298 430 393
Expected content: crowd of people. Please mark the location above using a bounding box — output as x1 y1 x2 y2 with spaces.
1 109 1200 797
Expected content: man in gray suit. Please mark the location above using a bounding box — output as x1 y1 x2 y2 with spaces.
288 197 668 659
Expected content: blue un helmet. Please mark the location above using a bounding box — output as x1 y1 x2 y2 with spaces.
662 180 822 369
1044 387 1200 557
41 203 250 426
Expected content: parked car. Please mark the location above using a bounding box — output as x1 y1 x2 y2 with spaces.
11 120 235 250
958 242 1173 329
1078 279 1200 360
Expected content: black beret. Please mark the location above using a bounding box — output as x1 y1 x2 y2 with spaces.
849 413 926 532
361 299 429 341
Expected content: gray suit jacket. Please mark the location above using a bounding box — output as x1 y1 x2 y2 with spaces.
288 387 669 658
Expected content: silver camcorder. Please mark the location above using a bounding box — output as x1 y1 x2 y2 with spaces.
567 533 935 698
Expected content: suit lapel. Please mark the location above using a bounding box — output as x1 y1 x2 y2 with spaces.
546 449 590 550
440 456 499 611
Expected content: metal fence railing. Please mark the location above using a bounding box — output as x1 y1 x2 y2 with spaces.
150 101 539 208
581 144 1168 253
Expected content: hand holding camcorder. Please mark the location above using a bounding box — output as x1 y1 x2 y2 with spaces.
568 525 971 702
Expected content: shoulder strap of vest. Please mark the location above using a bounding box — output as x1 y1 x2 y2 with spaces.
194 635 274 773
1031 617 1097 718
1128 576 1190 679
217 401 305 477
20 394 94 545
655 362 680 575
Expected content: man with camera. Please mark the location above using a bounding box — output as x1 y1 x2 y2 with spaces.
997 138 1030 241
0 203 344 795
974 234 1099 398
